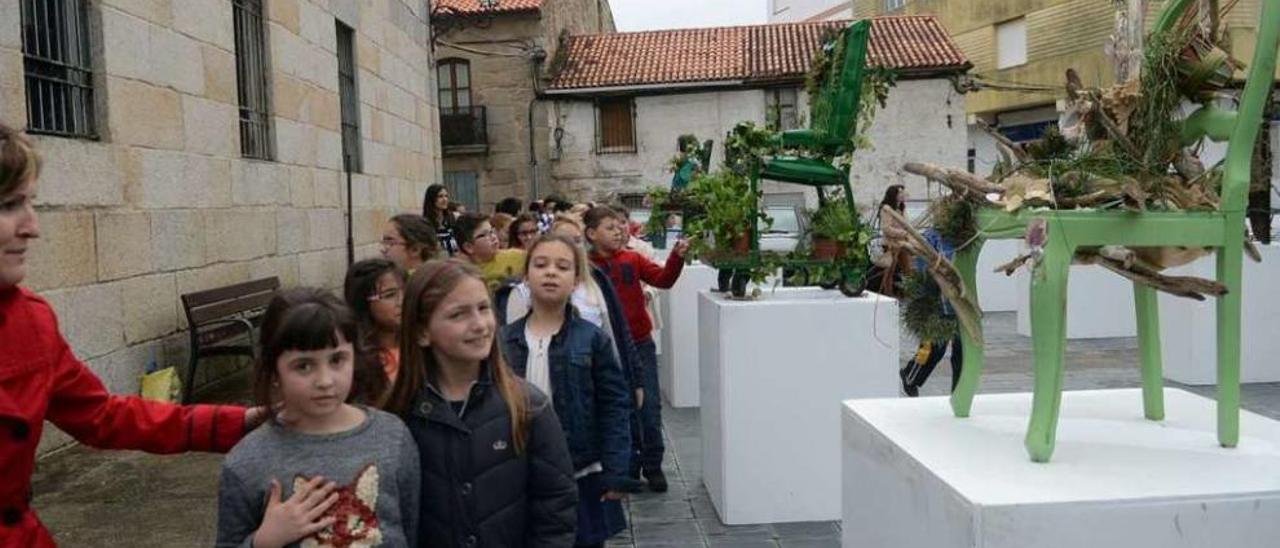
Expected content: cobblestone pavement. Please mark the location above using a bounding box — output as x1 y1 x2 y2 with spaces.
31 313 1280 547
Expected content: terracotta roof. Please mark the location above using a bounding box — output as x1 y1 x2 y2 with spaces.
432 0 541 17
548 16 970 92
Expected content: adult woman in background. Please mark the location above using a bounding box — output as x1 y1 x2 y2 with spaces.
0 125 285 547
422 184 458 255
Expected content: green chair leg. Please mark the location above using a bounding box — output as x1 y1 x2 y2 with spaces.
950 242 984 418
1025 238 1072 463
1216 232 1244 448
1133 283 1165 421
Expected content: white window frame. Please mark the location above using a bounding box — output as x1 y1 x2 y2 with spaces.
996 17 1029 69
885 0 906 12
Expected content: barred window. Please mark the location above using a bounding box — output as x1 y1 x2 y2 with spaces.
765 88 799 131
20 0 97 138
233 0 274 160
595 97 636 154
336 22 361 173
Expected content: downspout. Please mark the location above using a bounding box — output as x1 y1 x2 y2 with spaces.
527 46 548 200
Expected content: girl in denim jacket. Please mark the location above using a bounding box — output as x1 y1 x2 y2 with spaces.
499 234 633 548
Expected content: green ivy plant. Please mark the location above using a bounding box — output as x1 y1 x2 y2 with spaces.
809 196 871 262
682 170 770 259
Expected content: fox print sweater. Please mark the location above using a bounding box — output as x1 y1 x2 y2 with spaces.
215 407 421 548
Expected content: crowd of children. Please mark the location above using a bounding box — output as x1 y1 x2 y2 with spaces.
0 118 691 548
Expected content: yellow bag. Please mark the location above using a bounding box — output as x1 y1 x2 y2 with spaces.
141 366 183 403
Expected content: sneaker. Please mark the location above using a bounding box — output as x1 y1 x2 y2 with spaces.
643 468 669 493
899 367 919 398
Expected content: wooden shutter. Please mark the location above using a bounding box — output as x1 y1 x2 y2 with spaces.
598 97 635 152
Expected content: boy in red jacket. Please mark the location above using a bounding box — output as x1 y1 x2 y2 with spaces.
584 206 687 492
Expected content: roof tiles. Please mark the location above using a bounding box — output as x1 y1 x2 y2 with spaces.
432 0 541 17
549 15 969 92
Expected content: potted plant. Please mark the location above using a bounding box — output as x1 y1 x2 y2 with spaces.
682 170 767 261
809 200 859 260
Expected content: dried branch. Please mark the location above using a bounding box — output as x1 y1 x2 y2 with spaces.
994 253 1034 276
903 162 1006 196
881 207 985 345
1076 249 1228 300
976 120 1028 164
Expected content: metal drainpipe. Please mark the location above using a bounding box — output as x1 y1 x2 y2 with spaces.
528 46 547 201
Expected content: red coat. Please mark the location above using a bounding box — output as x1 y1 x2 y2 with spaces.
590 250 684 342
0 286 247 547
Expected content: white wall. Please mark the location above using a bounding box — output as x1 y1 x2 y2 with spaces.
768 0 852 22
550 89 770 200
550 78 968 215
851 78 968 211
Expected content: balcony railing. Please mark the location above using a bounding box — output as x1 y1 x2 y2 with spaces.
441 106 487 155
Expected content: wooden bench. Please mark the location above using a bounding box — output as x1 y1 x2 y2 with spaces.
179 277 279 403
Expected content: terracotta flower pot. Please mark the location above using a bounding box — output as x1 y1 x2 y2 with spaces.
812 238 846 260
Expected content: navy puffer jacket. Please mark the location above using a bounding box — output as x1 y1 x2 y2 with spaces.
403 363 577 548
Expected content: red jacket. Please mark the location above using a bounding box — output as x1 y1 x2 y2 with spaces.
590 250 684 342
0 286 246 548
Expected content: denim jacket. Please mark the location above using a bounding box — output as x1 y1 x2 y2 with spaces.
499 307 633 492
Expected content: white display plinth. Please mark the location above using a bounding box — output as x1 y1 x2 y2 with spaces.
976 239 1023 312
700 288 899 524
842 388 1280 548
657 263 719 407
1017 264 1137 339
1159 246 1280 384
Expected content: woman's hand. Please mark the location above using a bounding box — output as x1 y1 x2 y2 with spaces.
601 490 627 502
251 477 338 548
671 239 690 258
634 388 644 409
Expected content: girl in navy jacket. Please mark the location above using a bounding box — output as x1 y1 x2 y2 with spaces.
500 234 633 548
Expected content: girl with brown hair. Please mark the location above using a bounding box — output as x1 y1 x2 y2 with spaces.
384 260 577 547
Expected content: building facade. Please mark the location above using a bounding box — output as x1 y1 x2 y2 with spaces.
431 0 615 212
768 0 852 23
544 16 970 211
852 0 1279 178
1 0 441 452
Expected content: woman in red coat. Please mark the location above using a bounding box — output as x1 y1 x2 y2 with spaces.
0 123 269 547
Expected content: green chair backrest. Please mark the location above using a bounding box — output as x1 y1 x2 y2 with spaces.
1156 0 1280 213
809 19 872 155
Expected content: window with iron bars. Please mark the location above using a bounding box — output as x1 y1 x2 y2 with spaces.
20 0 97 139
885 0 906 12
233 0 274 160
336 22 361 173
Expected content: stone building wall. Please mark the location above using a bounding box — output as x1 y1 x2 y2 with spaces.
436 0 615 211
0 0 440 453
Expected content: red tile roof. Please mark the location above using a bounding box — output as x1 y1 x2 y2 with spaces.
432 0 541 17
548 16 970 92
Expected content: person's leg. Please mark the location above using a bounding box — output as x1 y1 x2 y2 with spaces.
907 339 948 392
949 336 963 393
634 338 667 491
900 340 932 397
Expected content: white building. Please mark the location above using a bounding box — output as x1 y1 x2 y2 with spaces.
543 16 971 211
768 0 854 23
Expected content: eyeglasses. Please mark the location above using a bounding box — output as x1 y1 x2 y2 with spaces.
368 287 402 303
380 238 407 249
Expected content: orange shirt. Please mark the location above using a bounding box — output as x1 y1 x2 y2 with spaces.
381 347 402 384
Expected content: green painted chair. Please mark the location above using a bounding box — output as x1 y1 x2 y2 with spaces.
715 20 871 295
948 0 1280 462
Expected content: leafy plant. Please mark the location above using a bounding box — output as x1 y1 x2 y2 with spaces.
723 122 780 176
682 170 769 259
900 270 959 342
808 192 872 261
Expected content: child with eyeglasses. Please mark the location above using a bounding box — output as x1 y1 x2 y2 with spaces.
381 214 439 273
344 260 408 398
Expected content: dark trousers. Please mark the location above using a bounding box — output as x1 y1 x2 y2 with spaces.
903 337 963 392
632 338 664 471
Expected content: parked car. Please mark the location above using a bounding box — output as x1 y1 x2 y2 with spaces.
760 205 805 254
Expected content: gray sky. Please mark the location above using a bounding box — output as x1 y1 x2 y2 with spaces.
610 0 768 32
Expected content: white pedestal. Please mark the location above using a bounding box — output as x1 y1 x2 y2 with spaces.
976 239 1023 312
699 288 899 524
1159 246 1280 384
657 263 719 408
1017 265 1137 339
842 388 1280 548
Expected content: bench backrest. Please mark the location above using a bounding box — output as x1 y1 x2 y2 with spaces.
809 19 872 155
181 277 280 328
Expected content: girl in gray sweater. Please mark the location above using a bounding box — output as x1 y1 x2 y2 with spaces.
216 288 420 548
